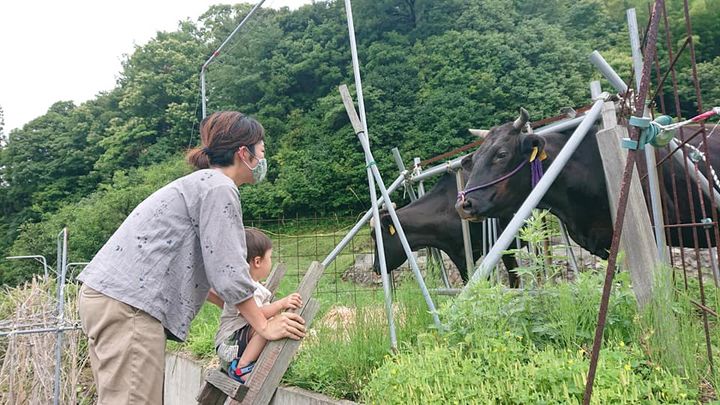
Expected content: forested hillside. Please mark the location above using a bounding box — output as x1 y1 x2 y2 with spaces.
1 0 718 285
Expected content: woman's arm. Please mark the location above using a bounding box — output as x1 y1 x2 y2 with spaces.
198 185 305 340
206 289 224 309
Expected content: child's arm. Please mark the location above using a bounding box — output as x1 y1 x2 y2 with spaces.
260 293 302 319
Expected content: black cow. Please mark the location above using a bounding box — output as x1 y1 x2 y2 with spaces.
456 108 720 258
371 171 520 286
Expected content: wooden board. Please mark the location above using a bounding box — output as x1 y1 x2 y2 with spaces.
265 264 288 299
198 369 248 403
596 101 656 307
234 299 321 405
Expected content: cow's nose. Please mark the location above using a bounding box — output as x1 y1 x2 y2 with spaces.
455 197 476 219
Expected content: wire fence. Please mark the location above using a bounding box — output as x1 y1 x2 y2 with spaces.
246 213 470 304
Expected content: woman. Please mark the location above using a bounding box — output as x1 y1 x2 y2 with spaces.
77 111 305 404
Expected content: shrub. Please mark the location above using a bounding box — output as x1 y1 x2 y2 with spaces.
440 272 638 351
361 271 703 404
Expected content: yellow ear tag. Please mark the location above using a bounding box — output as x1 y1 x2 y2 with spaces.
389 225 396 235
529 146 548 162
529 146 539 162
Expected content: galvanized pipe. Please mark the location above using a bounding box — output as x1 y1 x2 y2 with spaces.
413 157 426 195
5 255 49 278
558 219 579 277
0 325 81 337
668 139 720 207
341 90 441 331
589 51 629 94
392 148 417 201
345 1 440 331
455 170 475 277
53 228 68 405
365 147 398 350
465 98 606 285
492 218 501 285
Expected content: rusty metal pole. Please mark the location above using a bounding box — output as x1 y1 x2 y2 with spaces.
583 1 665 403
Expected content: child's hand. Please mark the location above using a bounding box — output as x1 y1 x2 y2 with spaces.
282 293 302 310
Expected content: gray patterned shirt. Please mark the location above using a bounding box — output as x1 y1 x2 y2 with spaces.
77 169 255 341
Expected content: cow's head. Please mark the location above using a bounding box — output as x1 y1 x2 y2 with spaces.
455 107 545 220
369 208 406 275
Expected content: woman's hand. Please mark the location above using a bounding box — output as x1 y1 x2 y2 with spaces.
258 312 306 340
280 293 302 310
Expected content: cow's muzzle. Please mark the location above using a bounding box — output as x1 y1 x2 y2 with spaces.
455 198 484 222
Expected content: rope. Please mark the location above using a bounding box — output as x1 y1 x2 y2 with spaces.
457 160 528 202
656 107 720 132
458 147 548 201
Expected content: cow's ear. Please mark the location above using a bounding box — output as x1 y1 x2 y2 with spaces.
380 213 396 235
461 153 474 172
520 134 545 156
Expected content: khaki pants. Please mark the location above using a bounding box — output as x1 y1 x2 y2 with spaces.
78 285 166 404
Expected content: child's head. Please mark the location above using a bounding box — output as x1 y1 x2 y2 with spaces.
245 228 273 281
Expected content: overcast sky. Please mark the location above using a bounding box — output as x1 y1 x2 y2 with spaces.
0 0 314 133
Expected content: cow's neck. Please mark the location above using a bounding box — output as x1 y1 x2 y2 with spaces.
538 133 613 258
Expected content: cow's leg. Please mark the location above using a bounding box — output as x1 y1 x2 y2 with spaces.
447 251 468 284
501 253 520 288
497 217 520 288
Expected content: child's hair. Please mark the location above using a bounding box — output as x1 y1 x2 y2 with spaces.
245 228 272 262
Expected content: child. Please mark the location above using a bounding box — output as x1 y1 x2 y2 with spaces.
214 228 302 383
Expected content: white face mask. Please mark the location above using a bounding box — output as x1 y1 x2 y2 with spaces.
242 148 268 184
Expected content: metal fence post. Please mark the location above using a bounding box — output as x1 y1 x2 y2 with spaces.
53 228 68 405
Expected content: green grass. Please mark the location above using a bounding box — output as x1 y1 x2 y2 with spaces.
284 286 437 401
362 273 714 404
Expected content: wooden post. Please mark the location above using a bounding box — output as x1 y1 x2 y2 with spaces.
455 170 475 275
265 264 288 300
596 101 656 306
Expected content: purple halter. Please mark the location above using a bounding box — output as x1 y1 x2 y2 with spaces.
457 152 545 202
457 160 527 202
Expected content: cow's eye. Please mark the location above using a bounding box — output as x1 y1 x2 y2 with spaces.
495 151 508 160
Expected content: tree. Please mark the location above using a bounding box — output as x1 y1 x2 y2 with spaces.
0 104 5 147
